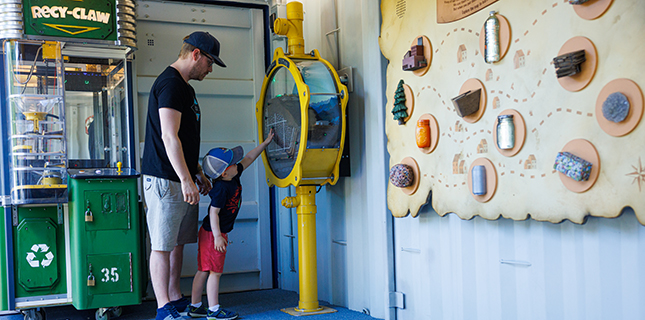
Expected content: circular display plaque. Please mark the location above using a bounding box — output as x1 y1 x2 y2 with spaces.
557 36 598 92
418 113 440 154
402 84 414 124
467 157 497 203
400 157 420 195
573 0 613 20
478 14 512 63
493 109 526 157
459 78 487 124
595 78 644 137
558 139 600 193
412 35 432 77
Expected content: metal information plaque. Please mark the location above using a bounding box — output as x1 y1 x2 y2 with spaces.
23 0 117 41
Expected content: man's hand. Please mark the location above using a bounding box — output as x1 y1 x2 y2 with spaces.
195 171 212 195
214 234 227 253
181 179 200 205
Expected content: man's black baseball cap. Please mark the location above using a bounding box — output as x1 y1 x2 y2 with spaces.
184 31 226 68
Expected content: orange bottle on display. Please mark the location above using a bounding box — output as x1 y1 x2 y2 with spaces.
415 119 430 148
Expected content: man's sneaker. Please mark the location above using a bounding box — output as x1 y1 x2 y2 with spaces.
156 303 183 320
207 308 239 320
187 304 208 318
170 296 191 314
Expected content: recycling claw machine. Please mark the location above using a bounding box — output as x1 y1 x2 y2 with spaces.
0 0 142 319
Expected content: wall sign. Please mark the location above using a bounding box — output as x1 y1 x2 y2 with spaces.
23 0 116 41
437 0 498 23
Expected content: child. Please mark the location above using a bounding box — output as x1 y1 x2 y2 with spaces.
187 129 273 320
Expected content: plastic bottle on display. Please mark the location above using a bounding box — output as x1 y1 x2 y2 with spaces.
415 118 430 148
484 11 500 63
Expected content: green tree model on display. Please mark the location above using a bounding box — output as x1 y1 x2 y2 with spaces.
392 79 408 125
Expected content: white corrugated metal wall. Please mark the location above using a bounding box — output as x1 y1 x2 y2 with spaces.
394 205 645 320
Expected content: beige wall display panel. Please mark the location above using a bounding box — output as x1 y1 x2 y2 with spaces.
437 0 499 23
380 0 645 224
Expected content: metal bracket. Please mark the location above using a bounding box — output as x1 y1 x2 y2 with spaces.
57 203 64 224
338 66 353 93
389 291 405 309
12 205 18 226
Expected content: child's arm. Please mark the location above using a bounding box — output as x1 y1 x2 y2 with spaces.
209 206 228 252
240 128 274 170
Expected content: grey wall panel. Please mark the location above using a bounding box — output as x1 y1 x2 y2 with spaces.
136 24 255 81
138 1 251 28
275 186 299 292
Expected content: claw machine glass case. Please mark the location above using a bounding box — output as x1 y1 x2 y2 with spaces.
64 50 132 170
5 40 67 205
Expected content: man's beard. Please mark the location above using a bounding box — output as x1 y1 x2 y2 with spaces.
189 65 207 81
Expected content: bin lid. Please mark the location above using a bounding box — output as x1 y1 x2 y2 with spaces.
68 168 140 179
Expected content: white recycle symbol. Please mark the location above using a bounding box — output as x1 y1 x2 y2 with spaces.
26 244 54 268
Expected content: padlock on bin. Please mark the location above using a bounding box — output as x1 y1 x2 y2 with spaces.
85 201 93 222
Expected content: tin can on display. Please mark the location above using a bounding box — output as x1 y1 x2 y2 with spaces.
415 119 430 148
497 114 515 150
484 11 500 63
472 165 487 195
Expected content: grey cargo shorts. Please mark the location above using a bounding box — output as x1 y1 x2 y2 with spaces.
143 175 198 252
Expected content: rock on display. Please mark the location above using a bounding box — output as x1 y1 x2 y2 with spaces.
602 92 630 123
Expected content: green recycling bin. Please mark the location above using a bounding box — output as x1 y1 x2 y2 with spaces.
68 168 142 310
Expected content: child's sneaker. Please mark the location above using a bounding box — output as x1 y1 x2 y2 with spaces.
207 308 239 320
156 303 183 320
170 296 191 314
187 304 208 318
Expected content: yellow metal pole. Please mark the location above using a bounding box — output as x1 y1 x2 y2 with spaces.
294 186 321 312
280 186 336 316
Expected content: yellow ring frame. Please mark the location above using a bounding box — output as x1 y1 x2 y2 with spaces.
256 47 348 188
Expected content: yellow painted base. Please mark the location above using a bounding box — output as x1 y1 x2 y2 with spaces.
281 306 337 316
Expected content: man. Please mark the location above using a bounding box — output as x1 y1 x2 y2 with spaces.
142 31 226 320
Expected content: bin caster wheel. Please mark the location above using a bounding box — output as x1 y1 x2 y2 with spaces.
95 308 110 320
109 306 122 318
22 308 45 320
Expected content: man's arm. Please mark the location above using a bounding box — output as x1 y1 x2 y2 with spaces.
240 128 274 170
209 206 227 252
159 108 200 205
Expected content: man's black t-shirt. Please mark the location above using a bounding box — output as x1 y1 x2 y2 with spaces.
142 67 201 182
202 163 244 234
